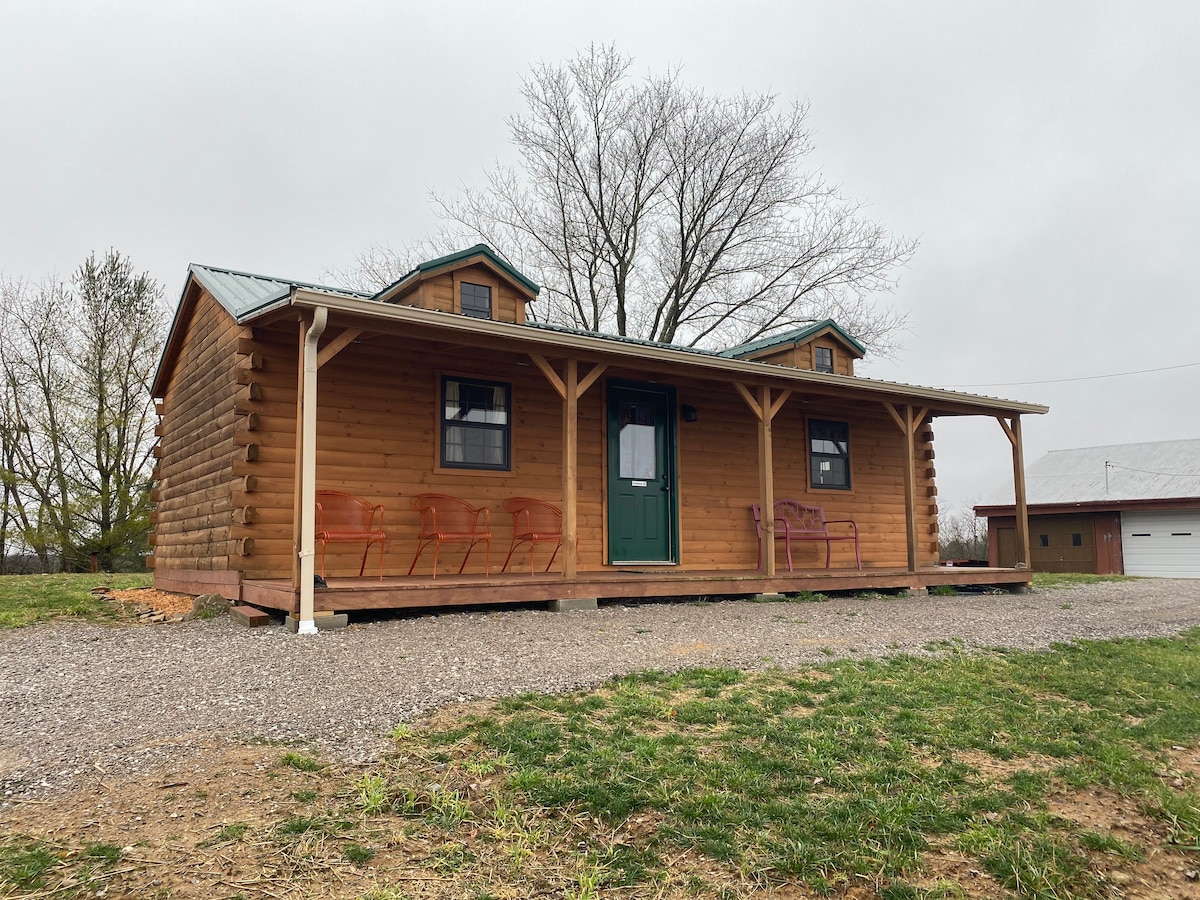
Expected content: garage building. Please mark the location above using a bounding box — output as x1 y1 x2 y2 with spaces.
975 439 1200 578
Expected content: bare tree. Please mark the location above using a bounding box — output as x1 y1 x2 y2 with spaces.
938 505 989 562
0 251 165 571
335 45 914 351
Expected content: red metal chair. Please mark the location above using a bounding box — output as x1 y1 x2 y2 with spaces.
315 490 387 579
751 500 861 571
501 497 563 574
408 493 492 578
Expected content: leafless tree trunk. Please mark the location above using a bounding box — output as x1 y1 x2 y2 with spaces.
335 45 914 353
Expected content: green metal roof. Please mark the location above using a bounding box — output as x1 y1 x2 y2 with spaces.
372 244 541 301
189 263 371 323
719 319 867 360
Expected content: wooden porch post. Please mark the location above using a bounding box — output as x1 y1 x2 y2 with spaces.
997 415 1031 569
757 385 776 576
734 383 791 577
528 353 607 581
884 402 926 573
563 359 579 580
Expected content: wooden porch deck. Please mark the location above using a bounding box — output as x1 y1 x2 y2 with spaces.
240 566 1031 615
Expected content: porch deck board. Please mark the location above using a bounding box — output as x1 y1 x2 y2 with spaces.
241 566 1031 614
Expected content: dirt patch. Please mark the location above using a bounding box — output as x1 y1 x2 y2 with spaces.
956 748 1062 779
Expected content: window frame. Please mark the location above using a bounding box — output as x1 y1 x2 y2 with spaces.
438 375 512 472
813 345 834 373
807 418 852 491
459 281 492 319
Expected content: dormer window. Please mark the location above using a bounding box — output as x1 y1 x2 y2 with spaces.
814 346 834 373
460 282 492 319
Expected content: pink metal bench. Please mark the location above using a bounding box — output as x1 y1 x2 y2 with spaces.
751 500 862 571
315 490 387 579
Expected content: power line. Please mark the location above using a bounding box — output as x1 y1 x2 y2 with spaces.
1106 463 1200 479
938 360 1200 389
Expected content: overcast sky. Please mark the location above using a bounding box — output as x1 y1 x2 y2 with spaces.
2 0 1197 513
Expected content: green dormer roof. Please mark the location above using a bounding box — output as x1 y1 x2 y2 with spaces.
719 319 867 360
372 244 540 303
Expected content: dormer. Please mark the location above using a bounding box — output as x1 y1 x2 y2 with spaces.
371 244 540 325
719 319 866 375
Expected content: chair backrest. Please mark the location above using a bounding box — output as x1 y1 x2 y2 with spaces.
411 493 487 533
316 490 382 532
503 497 561 535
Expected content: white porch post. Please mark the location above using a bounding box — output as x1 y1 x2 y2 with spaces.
297 306 328 634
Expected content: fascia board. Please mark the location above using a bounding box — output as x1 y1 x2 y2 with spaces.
285 290 1049 418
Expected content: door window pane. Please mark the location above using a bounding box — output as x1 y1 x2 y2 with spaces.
619 402 657 479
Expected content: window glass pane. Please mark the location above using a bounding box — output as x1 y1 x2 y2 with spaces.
441 376 510 470
815 346 833 373
808 419 850 489
461 282 491 318
619 401 657 479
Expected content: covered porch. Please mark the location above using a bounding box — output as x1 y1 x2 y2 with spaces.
268 293 1046 630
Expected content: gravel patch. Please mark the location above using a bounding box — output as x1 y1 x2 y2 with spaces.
2 579 1198 799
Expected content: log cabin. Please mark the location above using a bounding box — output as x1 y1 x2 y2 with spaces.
149 244 1048 631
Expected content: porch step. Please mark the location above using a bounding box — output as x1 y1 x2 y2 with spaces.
230 605 270 628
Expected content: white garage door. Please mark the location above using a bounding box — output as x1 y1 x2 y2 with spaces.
1121 510 1200 578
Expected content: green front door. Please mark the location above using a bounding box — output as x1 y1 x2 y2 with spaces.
607 383 677 564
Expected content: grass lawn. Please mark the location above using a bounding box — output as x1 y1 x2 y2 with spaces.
0 572 153 628
3 629 1198 898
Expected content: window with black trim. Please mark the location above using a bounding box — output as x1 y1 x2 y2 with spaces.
1072 533 1083 547
814 346 834 373
809 419 850 490
1039 534 1049 547
460 282 492 319
441 376 510 470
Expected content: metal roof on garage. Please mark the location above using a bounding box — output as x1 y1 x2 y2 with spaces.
980 438 1200 506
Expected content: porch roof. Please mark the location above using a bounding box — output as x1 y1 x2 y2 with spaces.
283 288 1048 419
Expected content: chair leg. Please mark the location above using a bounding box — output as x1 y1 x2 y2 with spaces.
786 537 794 572
358 542 370 577
318 540 327 580
501 538 520 574
408 539 429 577
459 540 474 574
545 542 560 573
377 538 386 580
825 540 832 569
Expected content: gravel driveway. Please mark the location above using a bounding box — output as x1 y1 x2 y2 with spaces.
3 579 1199 800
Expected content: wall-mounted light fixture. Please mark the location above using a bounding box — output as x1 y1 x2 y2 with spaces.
681 404 699 422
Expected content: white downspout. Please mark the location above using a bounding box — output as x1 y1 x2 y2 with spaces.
297 306 327 635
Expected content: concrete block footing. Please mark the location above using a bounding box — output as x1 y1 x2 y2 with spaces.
1006 584 1033 594
752 592 787 602
286 613 349 633
548 597 598 612
907 587 929 597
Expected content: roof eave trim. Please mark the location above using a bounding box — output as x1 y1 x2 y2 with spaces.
281 289 1048 416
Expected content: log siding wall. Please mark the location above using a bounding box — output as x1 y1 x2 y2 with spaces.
225 326 925 579
151 287 243 579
